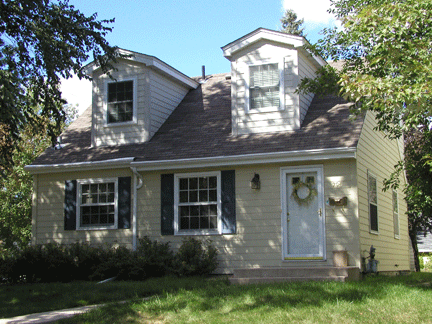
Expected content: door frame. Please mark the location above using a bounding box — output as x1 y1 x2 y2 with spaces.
280 165 326 261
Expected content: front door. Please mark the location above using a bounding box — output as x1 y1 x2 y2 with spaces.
281 166 325 260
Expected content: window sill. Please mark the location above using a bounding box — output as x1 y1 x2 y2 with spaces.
175 230 221 236
247 106 284 114
104 120 137 128
369 230 379 235
77 226 118 231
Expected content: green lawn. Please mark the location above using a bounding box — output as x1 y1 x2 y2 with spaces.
2 273 432 323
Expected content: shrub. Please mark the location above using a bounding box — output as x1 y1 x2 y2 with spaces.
137 237 174 278
0 237 218 283
175 237 218 277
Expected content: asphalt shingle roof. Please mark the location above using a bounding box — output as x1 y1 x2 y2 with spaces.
32 73 364 166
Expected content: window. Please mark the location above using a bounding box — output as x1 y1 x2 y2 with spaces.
77 179 118 229
249 63 280 110
64 177 131 231
174 172 221 235
393 190 400 238
107 80 134 123
245 61 284 113
368 172 378 233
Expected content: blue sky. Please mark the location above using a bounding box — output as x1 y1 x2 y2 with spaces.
61 0 338 113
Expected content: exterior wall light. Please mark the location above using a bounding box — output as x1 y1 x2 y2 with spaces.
250 173 260 190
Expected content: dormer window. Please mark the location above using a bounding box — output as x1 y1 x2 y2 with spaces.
250 63 279 109
245 60 284 113
106 79 136 124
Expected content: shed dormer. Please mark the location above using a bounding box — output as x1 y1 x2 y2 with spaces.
85 49 199 147
222 28 326 135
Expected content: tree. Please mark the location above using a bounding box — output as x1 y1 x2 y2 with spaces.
384 119 432 271
298 0 432 270
0 0 121 176
0 104 78 254
280 9 306 37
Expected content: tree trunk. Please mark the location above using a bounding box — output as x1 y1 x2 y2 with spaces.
409 229 420 272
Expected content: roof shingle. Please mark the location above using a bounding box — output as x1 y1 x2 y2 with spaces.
32 73 363 166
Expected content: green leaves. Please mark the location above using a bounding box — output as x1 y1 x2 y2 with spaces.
0 0 120 174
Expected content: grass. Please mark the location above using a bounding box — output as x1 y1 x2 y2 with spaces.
2 273 432 323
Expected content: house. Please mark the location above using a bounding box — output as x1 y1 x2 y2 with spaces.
26 28 412 281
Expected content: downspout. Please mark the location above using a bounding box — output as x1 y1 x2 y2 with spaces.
130 167 143 251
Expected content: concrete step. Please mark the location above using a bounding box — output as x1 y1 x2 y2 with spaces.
230 275 347 285
230 266 360 284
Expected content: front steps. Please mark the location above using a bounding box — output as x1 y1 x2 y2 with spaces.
229 266 360 284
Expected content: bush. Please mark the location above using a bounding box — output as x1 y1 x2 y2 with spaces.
137 237 174 278
0 237 218 283
175 237 218 277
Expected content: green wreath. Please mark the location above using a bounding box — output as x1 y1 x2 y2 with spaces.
291 181 317 205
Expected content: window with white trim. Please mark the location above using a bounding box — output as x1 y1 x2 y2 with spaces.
77 178 118 229
368 172 378 233
393 190 400 238
107 80 134 124
174 172 221 235
250 63 280 109
246 61 283 113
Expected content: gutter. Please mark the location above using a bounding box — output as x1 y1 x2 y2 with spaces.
130 167 144 251
24 157 136 174
131 147 357 171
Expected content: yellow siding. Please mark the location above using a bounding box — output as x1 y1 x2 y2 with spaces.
356 111 410 272
33 169 133 247
33 158 392 274
136 160 360 274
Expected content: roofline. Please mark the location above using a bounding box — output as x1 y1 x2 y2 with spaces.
221 27 326 68
84 48 199 89
25 147 356 174
25 157 136 174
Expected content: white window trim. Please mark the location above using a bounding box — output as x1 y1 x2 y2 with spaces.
367 171 379 235
393 189 400 239
104 77 138 127
76 178 118 230
174 171 222 236
245 58 285 114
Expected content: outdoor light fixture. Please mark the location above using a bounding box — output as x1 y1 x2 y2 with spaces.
250 173 260 190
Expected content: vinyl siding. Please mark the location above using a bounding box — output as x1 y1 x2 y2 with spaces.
298 51 317 124
136 160 360 274
356 111 410 272
91 60 190 147
230 41 301 135
33 169 133 247
149 70 190 136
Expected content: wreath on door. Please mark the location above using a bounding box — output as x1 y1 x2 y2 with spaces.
291 181 317 206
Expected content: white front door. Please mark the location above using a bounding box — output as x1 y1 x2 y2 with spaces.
281 166 325 260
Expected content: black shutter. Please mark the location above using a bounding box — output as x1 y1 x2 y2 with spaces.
161 174 174 235
118 177 132 229
64 180 77 230
221 170 236 234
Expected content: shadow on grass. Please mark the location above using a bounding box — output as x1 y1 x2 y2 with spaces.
10 273 432 323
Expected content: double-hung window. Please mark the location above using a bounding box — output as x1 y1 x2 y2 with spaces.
368 172 378 233
107 80 134 124
174 172 221 235
393 190 400 238
249 62 281 111
77 178 118 229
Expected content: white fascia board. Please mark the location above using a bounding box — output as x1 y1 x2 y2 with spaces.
131 147 357 172
222 28 306 60
83 49 199 89
24 157 136 174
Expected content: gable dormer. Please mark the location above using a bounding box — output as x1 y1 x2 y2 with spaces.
222 28 326 135
85 49 199 147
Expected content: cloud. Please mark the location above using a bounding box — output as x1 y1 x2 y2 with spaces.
282 0 335 25
60 75 92 115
